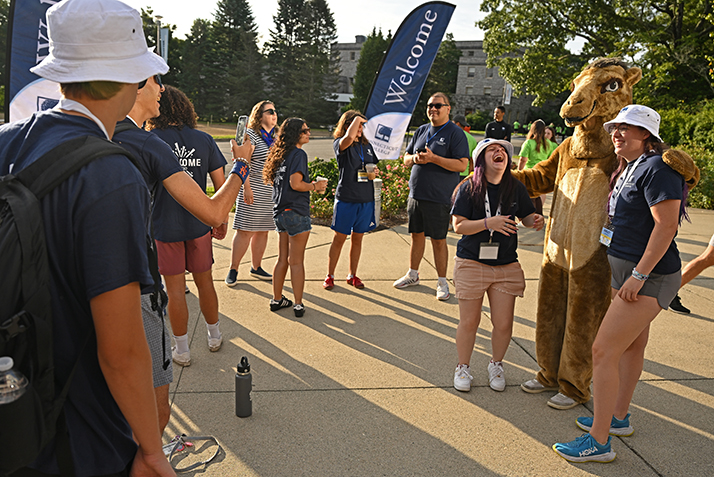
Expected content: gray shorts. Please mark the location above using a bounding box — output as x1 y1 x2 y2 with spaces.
608 255 681 310
141 293 173 388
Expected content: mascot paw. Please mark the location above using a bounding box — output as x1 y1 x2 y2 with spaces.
663 149 700 188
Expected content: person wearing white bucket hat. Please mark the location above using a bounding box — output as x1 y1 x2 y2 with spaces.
450 138 543 393
0 0 175 475
554 104 697 463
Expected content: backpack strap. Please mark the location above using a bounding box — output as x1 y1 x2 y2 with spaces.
114 120 139 135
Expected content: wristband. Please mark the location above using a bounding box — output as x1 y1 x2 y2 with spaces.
230 158 250 183
631 268 649 281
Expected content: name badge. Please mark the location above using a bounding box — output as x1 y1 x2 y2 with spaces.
479 242 499 260
600 227 614 247
357 170 368 182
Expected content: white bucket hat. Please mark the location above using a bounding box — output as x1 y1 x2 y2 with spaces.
30 0 168 84
472 138 513 167
603 104 662 142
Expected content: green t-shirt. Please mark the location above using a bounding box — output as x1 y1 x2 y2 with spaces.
520 139 557 169
460 130 479 176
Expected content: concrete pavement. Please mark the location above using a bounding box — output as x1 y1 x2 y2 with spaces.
167 202 714 476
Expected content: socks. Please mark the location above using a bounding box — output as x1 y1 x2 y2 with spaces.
346 274 354 280
438 277 447 285
174 334 189 354
206 321 221 339
409 268 419 279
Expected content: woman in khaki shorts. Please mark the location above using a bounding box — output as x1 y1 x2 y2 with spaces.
450 138 544 393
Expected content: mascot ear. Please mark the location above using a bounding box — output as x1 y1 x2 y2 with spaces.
625 67 642 87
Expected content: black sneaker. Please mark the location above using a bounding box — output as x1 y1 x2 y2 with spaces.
294 303 305 318
225 269 238 287
250 266 272 281
669 294 690 314
270 295 292 312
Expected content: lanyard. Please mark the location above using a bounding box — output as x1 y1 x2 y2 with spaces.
356 143 365 169
609 154 646 216
483 188 501 240
424 123 448 149
56 98 110 139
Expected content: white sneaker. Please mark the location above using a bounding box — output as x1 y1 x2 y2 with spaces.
208 332 223 352
520 378 558 394
488 361 506 392
436 279 450 301
393 272 419 288
548 392 579 410
172 346 191 367
453 364 473 392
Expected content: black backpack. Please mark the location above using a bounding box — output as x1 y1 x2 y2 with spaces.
0 135 143 476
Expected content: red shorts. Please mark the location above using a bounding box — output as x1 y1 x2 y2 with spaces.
155 232 213 276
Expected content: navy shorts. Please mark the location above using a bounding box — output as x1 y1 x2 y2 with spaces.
407 197 451 240
331 200 376 235
275 209 311 236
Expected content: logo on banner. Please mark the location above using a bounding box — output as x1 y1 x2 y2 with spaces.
37 96 58 111
375 124 393 142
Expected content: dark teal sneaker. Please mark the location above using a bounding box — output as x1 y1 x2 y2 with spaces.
225 269 238 287
576 413 634 436
553 433 616 463
250 266 272 281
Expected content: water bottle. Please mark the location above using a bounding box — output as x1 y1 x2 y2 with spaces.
235 356 252 418
0 357 28 404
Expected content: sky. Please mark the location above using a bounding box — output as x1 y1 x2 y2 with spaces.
122 0 485 45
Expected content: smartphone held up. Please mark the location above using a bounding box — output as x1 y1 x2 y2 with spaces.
235 115 249 145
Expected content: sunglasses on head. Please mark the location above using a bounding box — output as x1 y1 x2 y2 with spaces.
427 102 448 110
138 75 162 89
262 108 278 116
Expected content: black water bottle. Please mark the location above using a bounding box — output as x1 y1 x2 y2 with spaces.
235 356 252 417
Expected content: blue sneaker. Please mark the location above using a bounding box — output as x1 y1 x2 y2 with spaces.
553 433 616 463
225 269 238 287
576 413 634 436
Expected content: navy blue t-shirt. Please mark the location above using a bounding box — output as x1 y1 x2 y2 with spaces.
151 126 227 242
273 147 311 217
0 111 152 476
485 120 512 142
113 118 183 199
451 179 535 265
333 138 379 203
406 121 469 205
608 154 684 275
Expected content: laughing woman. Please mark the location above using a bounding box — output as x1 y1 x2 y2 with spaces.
451 138 543 393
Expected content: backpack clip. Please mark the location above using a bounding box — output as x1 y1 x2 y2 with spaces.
0 311 30 340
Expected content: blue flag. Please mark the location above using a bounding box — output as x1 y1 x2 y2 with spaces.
5 0 63 122
363 1 455 159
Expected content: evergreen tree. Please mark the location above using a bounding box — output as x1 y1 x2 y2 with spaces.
212 0 264 118
349 28 391 112
180 19 223 118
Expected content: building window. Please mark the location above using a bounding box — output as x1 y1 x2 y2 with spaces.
350 52 356 61
468 50 474 57
486 68 493 78
465 86 474 95
467 67 475 78
484 86 492 96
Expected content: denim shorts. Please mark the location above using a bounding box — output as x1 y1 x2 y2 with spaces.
608 255 681 309
275 209 311 236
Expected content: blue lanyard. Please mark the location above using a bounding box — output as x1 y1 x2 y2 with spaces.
356 143 365 169
424 123 448 149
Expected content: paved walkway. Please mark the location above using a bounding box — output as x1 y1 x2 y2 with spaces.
166 202 714 475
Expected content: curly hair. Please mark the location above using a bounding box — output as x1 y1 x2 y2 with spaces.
146 85 197 130
247 100 275 132
526 119 547 153
333 110 368 144
263 118 307 184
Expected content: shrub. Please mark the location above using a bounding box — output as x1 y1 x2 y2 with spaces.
466 110 490 131
680 144 714 210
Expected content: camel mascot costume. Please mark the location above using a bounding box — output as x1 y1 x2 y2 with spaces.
513 57 699 409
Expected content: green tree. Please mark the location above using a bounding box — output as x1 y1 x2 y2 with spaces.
140 8 183 87
478 0 714 108
411 34 462 125
179 19 224 118
349 28 391 112
212 0 264 118
265 0 338 125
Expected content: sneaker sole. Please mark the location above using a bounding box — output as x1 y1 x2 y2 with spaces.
669 308 690 314
576 420 634 437
250 273 272 281
225 280 238 287
323 284 334 290
394 280 419 289
547 398 581 410
520 383 559 394
454 383 471 392
489 382 506 392
437 292 450 301
552 445 616 463
173 358 190 367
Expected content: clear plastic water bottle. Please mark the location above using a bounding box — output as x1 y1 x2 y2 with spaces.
0 356 28 404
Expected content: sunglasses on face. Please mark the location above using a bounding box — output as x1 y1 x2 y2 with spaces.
427 103 448 110
138 75 162 89
263 108 278 116
301 127 311 134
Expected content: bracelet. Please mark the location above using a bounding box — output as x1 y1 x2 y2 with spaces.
484 217 488 229
312 182 316 191
631 268 649 281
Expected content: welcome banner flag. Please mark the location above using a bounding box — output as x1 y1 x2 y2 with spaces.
363 1 455 159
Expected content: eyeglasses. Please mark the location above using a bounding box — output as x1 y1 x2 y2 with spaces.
427 103 448 110
610 124 630 136
138 75 162 89
263 108 277 116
